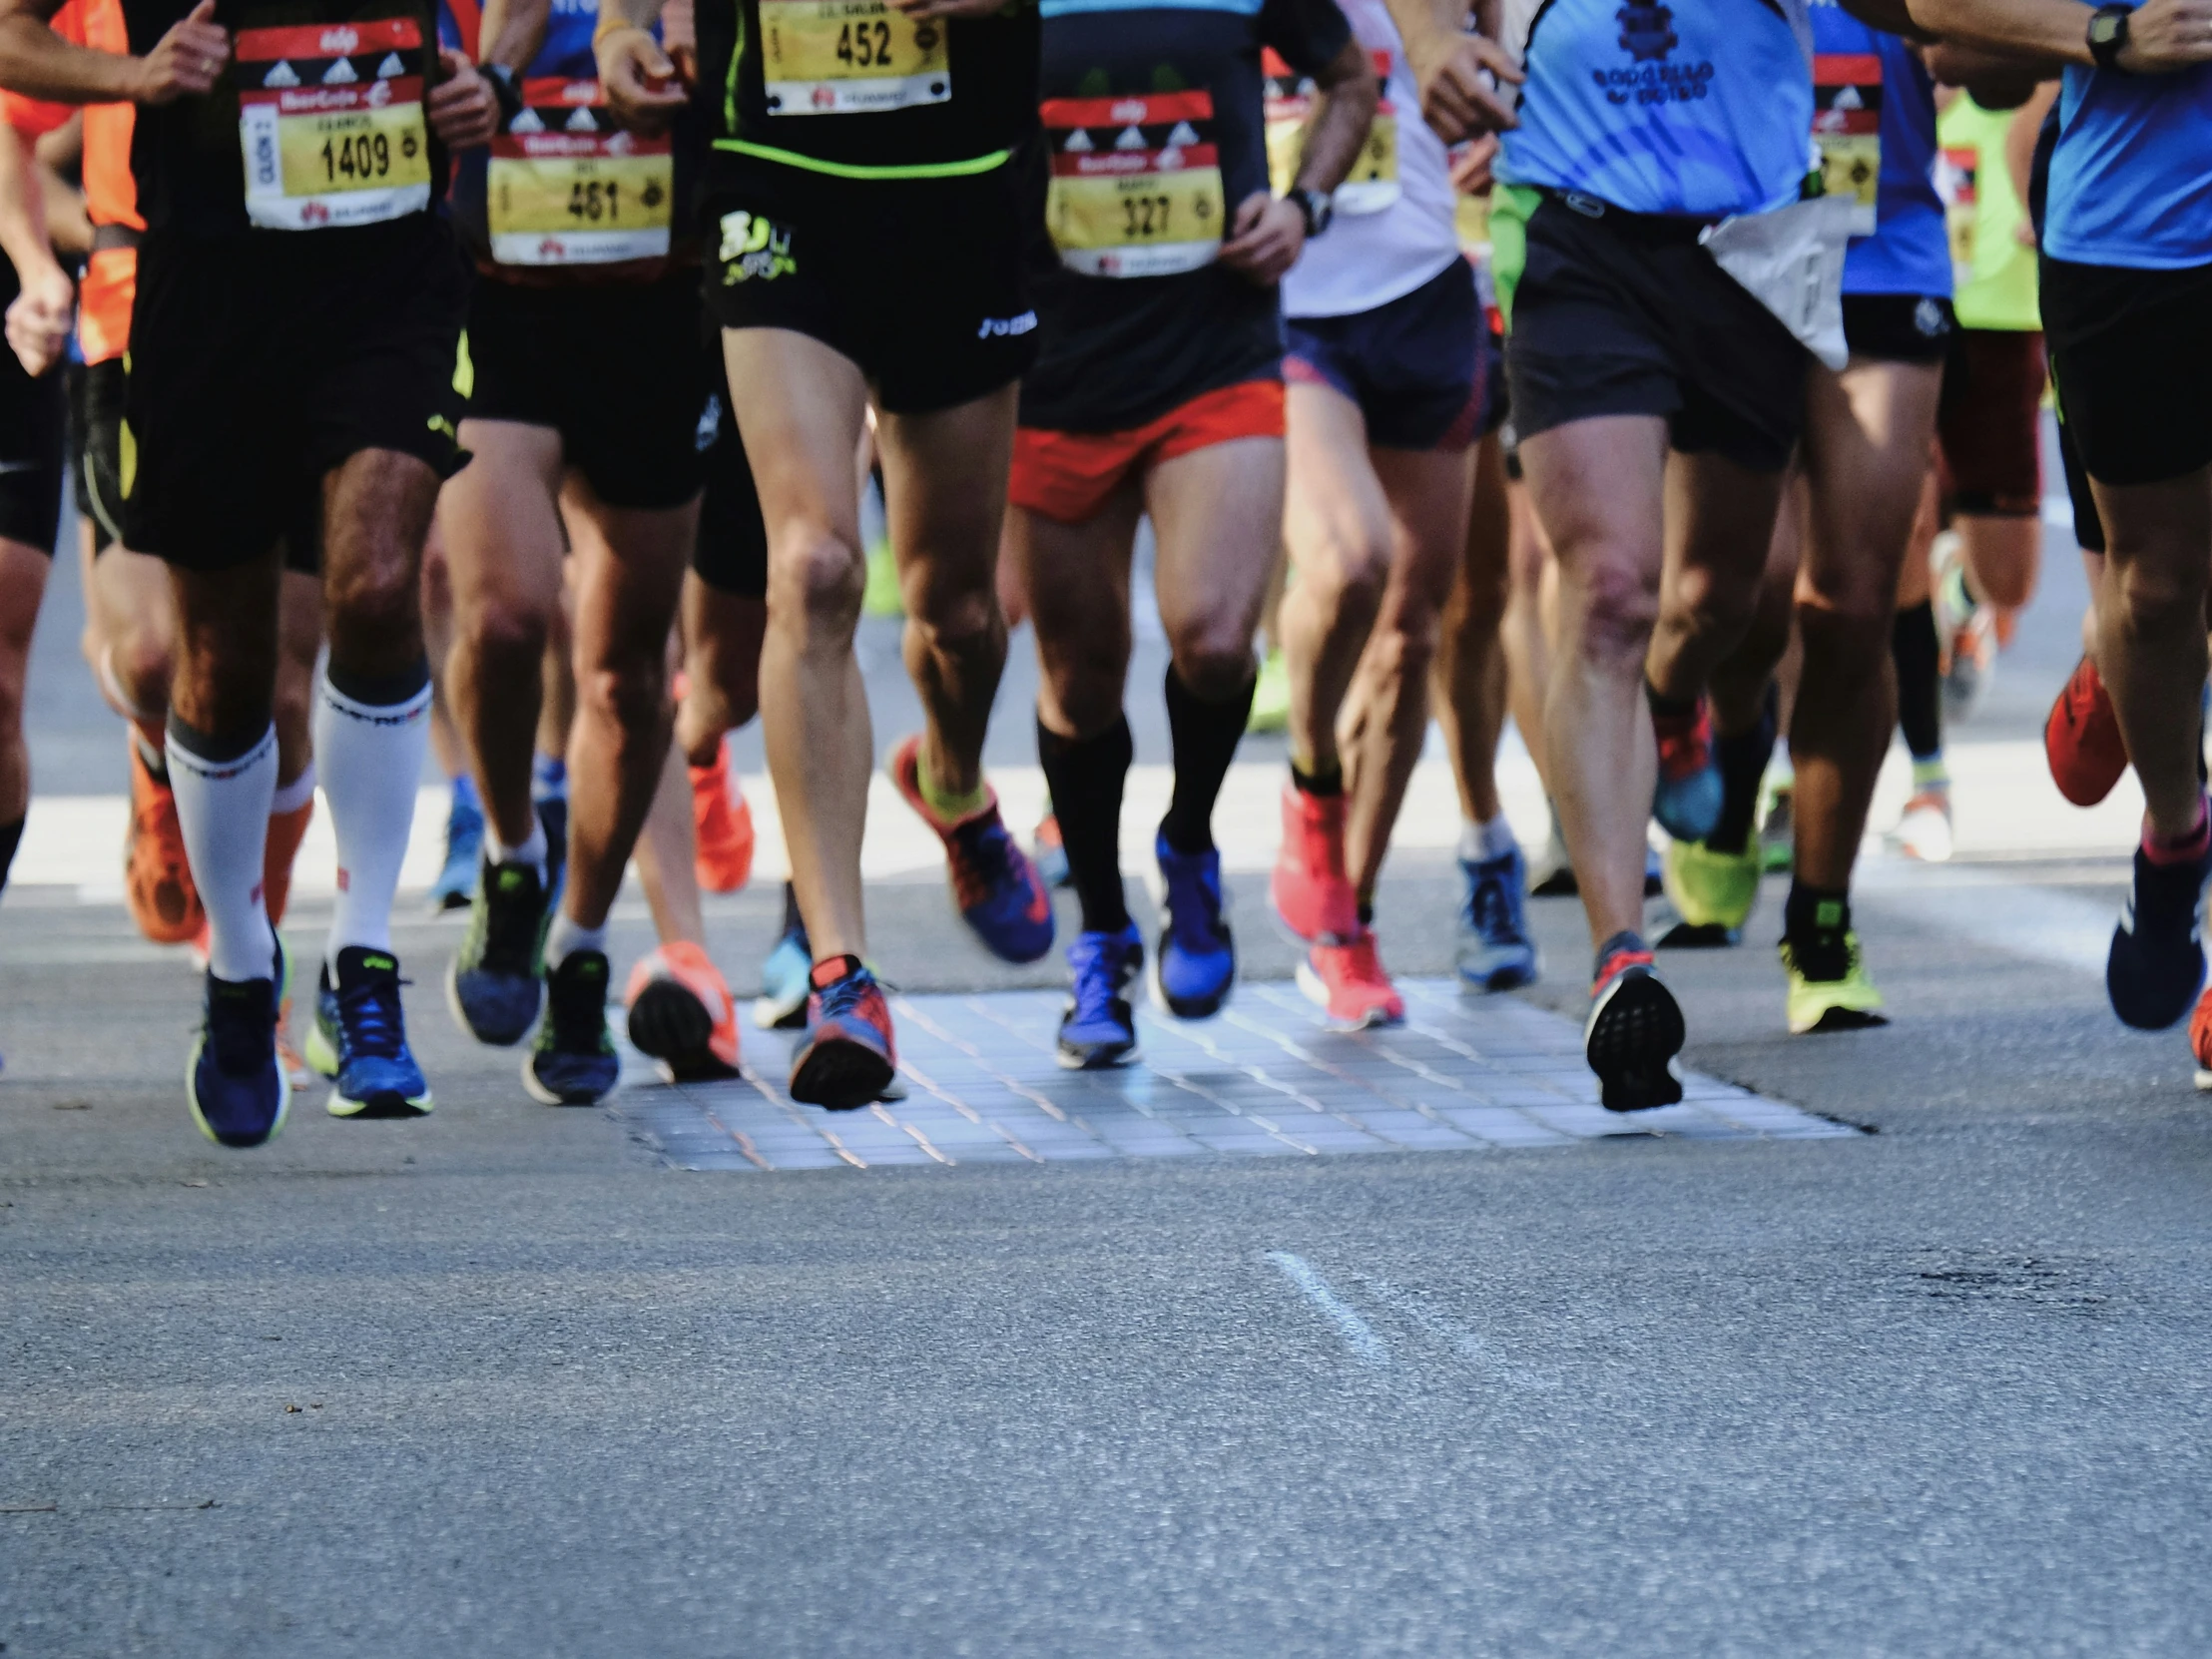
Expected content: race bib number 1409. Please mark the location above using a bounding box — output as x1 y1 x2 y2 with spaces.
238 17 430 231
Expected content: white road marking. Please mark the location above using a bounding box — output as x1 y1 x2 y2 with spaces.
1354 1275 1559 1390
1267 1252 1390 1369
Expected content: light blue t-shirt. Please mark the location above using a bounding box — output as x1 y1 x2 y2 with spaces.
2045 4 2212 269
1812 6 1948 297
1497 0 1815 218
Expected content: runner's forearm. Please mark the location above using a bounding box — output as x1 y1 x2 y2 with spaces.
0 12 143 104
594 0 665 40
480 0 551 73
1382 0 1471 57
1908 0 2096 62
1295 39 1382 197
0 121 57 287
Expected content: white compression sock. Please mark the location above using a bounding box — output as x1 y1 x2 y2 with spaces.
316 668 433 968
544 912 609 969
166 721 277 983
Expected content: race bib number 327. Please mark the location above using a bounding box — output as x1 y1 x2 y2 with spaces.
1042 91 1224 278
238 18 430 231
761 0 948 116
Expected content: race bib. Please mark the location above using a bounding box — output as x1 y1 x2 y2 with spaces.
760 0 948 116
488 79 672 266
1043 91 1224 278
1264 49 1399 215
237 18 430 231
1812 51 1882 238
1936 143 1977 275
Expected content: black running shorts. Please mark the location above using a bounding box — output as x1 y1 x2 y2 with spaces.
68 356 124 554
703 151 1038 416
1842 292 1955 366
2042 254 2212 490
0 259 63 556
123 217 469 573
692 336 768 600
464 268 713 512
1499 191 1808 474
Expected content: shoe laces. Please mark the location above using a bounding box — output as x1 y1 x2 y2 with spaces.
336 965 407 1061
1066 932 1135 1024
544 954 610 1051
1330 930 1386 984
1160 852 1226 951
816 965 887 1031
1463 856 1520 944
946 812 1018 912
206 976 276 1074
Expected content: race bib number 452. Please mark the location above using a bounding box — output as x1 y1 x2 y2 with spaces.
761 0 948 116
489 79 672 266
238 18 430 231
1043 91 1224 278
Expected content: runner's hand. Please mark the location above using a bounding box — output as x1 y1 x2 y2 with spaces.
1448 132 1498 196
1404 29 1520 143
5 262 72 378
2118 0 2212 71
132 0 227 106
428 49 498 150
1219 191 1304 286
598 25 688 134
885 0 1003 17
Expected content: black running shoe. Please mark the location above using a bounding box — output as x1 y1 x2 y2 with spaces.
523 950 620 1105
2109 834 2212 1030
1584 930 1685 1111
447 841 555 1046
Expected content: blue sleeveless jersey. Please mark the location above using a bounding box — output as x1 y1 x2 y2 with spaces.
2045 1 2212 269
1812 6 1946 297
1497 0 1814 217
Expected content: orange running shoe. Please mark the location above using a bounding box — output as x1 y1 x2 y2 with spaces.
264 795 315 927
2192 983 2212 1092
1271 781 1358 943
689 741 755 893
125 734 203 945
2045 654 2129 808
1297 929 1405 1030
624 940 742 1081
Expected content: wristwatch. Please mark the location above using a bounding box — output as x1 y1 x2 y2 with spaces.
1288 186 1334 239
2087 3 2132 72
482 61 526 125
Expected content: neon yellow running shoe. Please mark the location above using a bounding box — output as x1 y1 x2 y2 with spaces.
861 537 902 618
1659 837 1759 945
1781 931 1888 1034
1247 647 1290 734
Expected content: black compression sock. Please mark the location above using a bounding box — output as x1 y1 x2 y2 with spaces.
1160 666 1255 855
1037 714 1132 935
1645 680 1698 723
1893 602 1942 763
1291 760 1343 798
1707 685 1778 855
1784 880 1852 979
0 814 21 895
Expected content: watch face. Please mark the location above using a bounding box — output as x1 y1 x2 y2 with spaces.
2090 13 2122 45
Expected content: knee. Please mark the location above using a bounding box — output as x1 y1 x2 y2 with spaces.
1303 526 1392 618
909 579 1001 658
110 617 177 712
464 592 551 674
769 531 863 638
324 552 421 638
1665 562 1757 644
579 657 668 741
1568 560 1661 664
1168 623 1257 704
2110 555 2204 626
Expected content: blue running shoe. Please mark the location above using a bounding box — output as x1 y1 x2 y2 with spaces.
523 950 621 1105
755 881 814 1031
310 946 433 1118
789 955 896 1110
2109 830 2212 1029
1652 699 1724 843
1152 830 1235 1019
427 783 483 912
188 934 289 1148
1058 924 1143 1069
888 735 1054 964
446 845 554 1046
1458 847 1538 992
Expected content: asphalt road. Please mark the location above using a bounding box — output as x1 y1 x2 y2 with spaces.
7 497 2212 1657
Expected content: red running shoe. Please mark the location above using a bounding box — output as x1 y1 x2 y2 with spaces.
2192 982 2212 1092
2045 654 2128 808
125 735 203 945
1270 781 1358 943
1298 929 1405 1030
789 956 896 1110
689 740 756 893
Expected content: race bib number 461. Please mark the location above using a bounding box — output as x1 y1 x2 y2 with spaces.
761 0 948 116
489 79 672 266
1043 91 1224 278
238 18 430 231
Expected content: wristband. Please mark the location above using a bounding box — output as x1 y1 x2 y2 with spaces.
482 61 524 125
592 12 651 51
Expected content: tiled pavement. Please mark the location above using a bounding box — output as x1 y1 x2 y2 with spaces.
610 979 1857 1172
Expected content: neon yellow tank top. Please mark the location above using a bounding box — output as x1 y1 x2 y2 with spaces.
1936 96 2040 332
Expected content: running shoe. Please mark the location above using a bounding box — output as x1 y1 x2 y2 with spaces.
1530 806 1577 896
1759 783 1795 874
1892 788 1954 863
1651 697 1724 843
2046 655 2128 808
524 950 622 1106
446 839 556 1047
310 946 433 1118
1153 831 1236 1019
1246 646 1291 734
2190 982 2212 1091
887 734 1054 964
1944 607 1997 720
1584 931 1685 1112
1034 812 1071 889
125 735 202 945
187 933 289 1149
755 882 813 1030
1657 837 1759 947
690 739 756 893
1271 782 1358 943
1299 930 1405 1030
2108 829 2212 1030
788 956 896 1109
1057 923 1143 1070
427 784 483 912
1456 846 1538 992
1781 931 1889 1034
624 941 741 1082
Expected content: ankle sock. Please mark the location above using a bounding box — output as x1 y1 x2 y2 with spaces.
491 818 548 873
1037 713 1131 935
917 750 989 823
1291 759 1343 798
1911 757 1950 793
1784 880 1853 977
545 912 609 969
167 717 277 983
1160 665 1254 855
317 659 432 970
1459 815 1518 863
2144 798 2211 866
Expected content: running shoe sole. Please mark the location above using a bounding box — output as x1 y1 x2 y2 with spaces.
520 1055 618 1108
789 1034 896 1111
1150 958 1232 1022
628 979 740 1082
303 1016 433 1117
186 1035 291 1149
1655 915 1740 949
1584 970 1686 1112
1056 1036 1139 1071
1294 959 1403 1030
1457 956 1537 994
